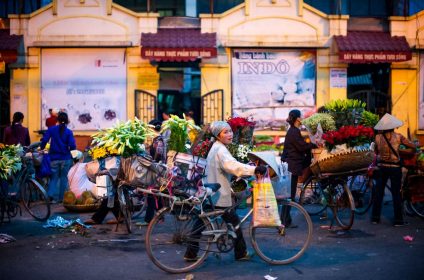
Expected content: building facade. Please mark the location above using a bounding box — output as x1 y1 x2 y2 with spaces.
0 0 423 144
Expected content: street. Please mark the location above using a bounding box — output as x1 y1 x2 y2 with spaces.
0 195 423 280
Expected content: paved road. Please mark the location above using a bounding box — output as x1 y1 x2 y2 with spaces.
0 198 423 280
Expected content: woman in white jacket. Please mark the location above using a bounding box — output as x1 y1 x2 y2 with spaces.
184 121 266 261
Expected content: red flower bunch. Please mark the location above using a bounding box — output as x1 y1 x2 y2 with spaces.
322 125 374 150
192 139 213 158
226 116 256 132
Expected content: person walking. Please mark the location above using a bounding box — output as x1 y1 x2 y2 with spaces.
281 109 317 225
371 113 416 227
40 112 76 203
184 121 267 262
3 112 30 146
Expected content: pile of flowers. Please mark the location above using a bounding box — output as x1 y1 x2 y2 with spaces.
227 116 256 145
322 125 374 151
0 144 23 180
89 118 155 159
162 114 200 153
228 143 252 163
192 138 212 158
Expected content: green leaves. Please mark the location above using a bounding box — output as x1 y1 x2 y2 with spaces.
302 113 336 134
161 114 200 153
0 145 23 180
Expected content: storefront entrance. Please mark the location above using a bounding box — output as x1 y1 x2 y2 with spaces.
347 63 390 116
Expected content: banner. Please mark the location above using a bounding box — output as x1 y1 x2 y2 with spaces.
232 50 316 130
41 48 127 130
420 54 424 130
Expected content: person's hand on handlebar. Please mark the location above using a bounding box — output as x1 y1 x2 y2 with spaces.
254 165 267 176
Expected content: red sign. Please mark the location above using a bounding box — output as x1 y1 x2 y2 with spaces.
141 47 217 62
339 51 412 63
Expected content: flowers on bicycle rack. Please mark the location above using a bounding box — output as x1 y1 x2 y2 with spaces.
192 138 213 158
0 144 23 180
89 118 154 159
227 116 256 145
322 125 374 151
162 114 200 153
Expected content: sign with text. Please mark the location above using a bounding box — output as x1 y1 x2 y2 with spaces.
330 68 347 88
232 49 316 130
41 48 127 131
141 47 217 62
339 51 411 63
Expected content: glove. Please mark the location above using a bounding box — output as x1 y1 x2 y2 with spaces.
254 165 267 175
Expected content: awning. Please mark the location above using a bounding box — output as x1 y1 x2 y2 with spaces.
141 28 217 62
0 29 22 63
334 31 412 63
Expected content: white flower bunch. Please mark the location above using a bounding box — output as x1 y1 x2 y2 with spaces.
236 144 252 161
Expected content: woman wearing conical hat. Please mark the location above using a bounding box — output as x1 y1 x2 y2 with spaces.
371 113 416 227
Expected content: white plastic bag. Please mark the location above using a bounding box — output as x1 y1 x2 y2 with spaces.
271 162 291 199
68 162 96 197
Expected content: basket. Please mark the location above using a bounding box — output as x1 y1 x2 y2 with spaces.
63 203 101 213
310 150 374 176
311 148 324 161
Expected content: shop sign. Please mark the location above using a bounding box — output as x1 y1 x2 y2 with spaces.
137 70 159 91
339 51 412 63
330 68 347 88
141 48 217 61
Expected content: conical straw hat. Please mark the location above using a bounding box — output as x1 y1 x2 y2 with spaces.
247 151 280 177
374 113 403 130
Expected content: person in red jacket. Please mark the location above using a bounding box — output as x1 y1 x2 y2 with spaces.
45 108 59 128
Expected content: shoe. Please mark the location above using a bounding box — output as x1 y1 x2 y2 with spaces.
393 221 409 227
371 219 380 225
236 250 255 261
135 221 149 227
183 255 200 262
84 219 98 225
106 218 124 225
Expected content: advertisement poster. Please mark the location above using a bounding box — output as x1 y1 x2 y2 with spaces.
41 48 127 130
232 49 316 130
330 68 347 88
419 54 424 130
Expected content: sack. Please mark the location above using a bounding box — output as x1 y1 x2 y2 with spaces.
68 162 96 197
85 156 120 183
150 136 166 162
252 170 282 227
272 163 291 199
166 151 207 180
118 155 167 187
39 154 52 178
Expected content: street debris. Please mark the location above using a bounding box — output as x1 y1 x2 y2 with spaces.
0 233 16 244
403 235 414 242
43 216 91 236
264 275 277 280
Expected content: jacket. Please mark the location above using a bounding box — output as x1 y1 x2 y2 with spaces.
3 124 30 146
204 141 255 207
281 126 316 176
41 125 76 161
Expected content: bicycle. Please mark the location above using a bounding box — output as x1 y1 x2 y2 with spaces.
144 181 313 273
299 170 355 230
0 143 51 223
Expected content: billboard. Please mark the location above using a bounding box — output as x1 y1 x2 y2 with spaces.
41 48 127 131
232 49 316 130
420 53 424 130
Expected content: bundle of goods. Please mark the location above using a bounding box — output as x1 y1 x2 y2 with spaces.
304 99 378 176
0 144 23 180
227 116 256 163
63 190 100 212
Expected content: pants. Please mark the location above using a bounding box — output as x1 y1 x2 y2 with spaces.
281 174 299 224
144 194 163 223
371 167 403 224
47 159 72 201
91 197 120 224
185 207 247 260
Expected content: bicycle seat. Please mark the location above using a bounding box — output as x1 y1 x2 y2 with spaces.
204 183 221 193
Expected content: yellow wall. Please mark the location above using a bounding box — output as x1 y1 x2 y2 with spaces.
391 69 418 138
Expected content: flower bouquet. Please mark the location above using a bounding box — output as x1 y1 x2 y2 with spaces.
228 143 252 163
0 144 23 180
191 124 214 158
322 125 374 152
227 116 256 145
162 114 200 153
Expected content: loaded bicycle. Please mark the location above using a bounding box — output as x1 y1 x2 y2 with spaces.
0 142 51 223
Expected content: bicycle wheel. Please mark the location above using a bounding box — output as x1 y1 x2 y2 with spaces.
299 176 327 216
250 200 313 265
145 207 212 274
408 200 424 218
329 179 354 230
21 178 50 221
349 175 374 215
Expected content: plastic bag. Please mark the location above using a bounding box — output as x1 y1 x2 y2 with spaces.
39 153 52 178
272 163 291 199
68 162 96 197
85 156 120 183
252 170 282 227
118 155 167 187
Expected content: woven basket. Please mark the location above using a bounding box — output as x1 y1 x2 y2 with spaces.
310 150 374 176
63 203 101 213
311 148 324 161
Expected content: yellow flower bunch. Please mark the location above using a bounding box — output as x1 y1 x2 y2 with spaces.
88 146 108 160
